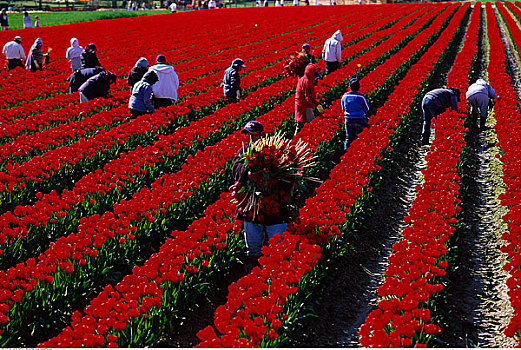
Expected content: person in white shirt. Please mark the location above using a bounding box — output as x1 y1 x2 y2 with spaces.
208 0 216 8
169 1 177 11
3 36 25 71
150 54 179 108
322 29 343 75
23 11 32 28
66 38 84 72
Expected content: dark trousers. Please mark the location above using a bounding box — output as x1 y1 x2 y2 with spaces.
130 109 147 118
325 61 340 75
345 117 367 150
6 59 24 71
225 94 238 104
421 97 444 144
152 97 173 109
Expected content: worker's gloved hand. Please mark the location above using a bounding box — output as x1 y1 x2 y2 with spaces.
316 104 324 115
236 90 241 100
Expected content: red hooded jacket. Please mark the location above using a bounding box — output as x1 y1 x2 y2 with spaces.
294 63 320 123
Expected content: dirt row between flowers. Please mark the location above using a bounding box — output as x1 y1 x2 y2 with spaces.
432 6 515 347
285 4 515 347
154 3 461 347
285 9 468 346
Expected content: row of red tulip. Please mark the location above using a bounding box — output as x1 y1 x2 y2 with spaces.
0 11 356 168
0 8 353 148
0 6 417 345
195 3 469 347
36 5 446 344
0 9 328 109
359 3 480 347
0 7 409 259
0 7 379 202
486 2 521 344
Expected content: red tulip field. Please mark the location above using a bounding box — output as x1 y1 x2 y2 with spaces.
2 1 521 347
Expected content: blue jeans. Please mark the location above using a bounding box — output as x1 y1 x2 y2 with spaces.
421 97 443 144
243 222 287 256
344 118 367 150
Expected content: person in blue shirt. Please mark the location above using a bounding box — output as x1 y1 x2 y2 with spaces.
128 70 158 118
341 77 370 149
421 87 460 145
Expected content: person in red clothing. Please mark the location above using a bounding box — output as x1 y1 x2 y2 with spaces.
294 63 322 135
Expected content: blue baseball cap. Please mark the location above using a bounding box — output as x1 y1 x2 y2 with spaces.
302 43 311 50
241 120 264 134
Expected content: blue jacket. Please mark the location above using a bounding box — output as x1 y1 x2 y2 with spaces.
341 91 370 119
67 67 100 92
423 88 458 112
78 71 116 100
129 78 155 113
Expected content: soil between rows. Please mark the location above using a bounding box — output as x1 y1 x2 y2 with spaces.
160 5 521 347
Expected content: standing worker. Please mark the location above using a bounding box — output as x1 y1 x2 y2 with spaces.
421 87 460 145
81 43 102 69
322 30 343 75
129 70 157 118
66 38 84 72
26 37 46 72
3 36 25 71
0 9 8 31
341 78 370 149
127 57 149 89
232 121 290 266
149 54 179 108
223 58 246 103
78 70 117 102
23 11 32 28
466 79 498 131
295 63 322 135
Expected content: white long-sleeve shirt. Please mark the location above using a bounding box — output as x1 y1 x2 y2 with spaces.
3 41 25 60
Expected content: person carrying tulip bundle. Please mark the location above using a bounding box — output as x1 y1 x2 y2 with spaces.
67 67 103 93
2 36 25 71
231 121 317 267
127 57 149 89
149 54 179 108
128 70 157 118
78 70 117 103
322 29 343 75
301 43 316 65
223 58 246 103
466 79 498 132
295 63 323 135
421 87 460 145
342 77 370 149
26 37 51 72
81 43 102 69
66 38 84 72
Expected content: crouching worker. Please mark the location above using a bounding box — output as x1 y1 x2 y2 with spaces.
466 79 498 131
128 70 158 118
78 70 117 103
231 121 290 267
421 87 460 145
67 67 103 93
